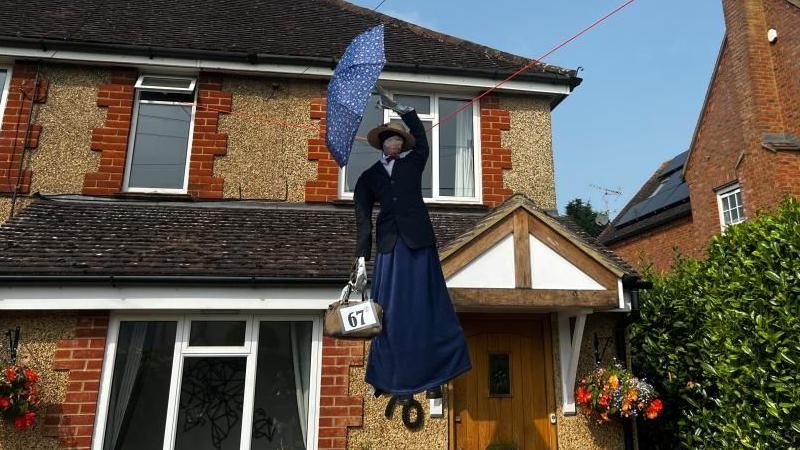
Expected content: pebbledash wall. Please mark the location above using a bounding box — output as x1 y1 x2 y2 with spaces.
0 61 621 450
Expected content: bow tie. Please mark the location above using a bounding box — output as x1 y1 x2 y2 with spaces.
384 154 397 162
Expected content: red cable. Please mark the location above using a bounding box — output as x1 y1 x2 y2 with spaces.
430 0 638 131
195 0 637 139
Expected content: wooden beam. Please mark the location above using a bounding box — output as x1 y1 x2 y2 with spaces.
442 220 514 279
513 211 531 289
527 215 618 290
449 288 619 310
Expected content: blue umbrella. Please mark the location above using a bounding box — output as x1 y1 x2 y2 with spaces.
326 25 386 167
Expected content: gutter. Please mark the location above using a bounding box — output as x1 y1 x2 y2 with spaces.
0 36 582 88
0 274 349 287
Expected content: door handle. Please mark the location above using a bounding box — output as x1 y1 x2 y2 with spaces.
454 415 462 423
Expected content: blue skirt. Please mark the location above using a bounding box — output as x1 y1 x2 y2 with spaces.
365 237 472 396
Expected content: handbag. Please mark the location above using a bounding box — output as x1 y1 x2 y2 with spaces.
324 282 384 340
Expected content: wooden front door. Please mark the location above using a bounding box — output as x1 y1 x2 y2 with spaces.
453 315 557 450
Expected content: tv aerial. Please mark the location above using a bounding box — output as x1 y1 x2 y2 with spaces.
589 184 622 226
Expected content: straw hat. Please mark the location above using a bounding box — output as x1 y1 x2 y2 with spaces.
367 122 415 151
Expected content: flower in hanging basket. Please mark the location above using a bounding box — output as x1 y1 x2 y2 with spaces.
0 365 42 430
575 361 661 424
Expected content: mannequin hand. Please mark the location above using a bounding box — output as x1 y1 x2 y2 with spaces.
353 256 367 292
375 84 414 114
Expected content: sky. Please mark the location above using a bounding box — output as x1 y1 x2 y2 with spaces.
349 0 726 217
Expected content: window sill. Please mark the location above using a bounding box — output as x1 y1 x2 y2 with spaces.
113 192 196 202
329 198 490 212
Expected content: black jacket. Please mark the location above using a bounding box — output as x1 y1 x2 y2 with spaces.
354 110 435 259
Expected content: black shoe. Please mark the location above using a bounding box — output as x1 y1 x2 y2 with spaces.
426 386 443 399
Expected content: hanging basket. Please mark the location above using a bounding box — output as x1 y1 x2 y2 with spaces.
575 360 662 424
0 365 41 429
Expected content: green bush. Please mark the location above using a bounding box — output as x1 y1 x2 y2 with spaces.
630 198 800 449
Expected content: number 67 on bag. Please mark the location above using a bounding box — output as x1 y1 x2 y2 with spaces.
339 302 379 332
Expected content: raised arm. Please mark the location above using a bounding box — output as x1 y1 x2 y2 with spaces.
401 110 429 168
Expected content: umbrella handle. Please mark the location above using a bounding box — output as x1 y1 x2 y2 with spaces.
374 84 414 114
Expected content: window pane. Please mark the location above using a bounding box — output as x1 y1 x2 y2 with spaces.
723 210 732 225
251 321 313 449
489 353 511 396
438 99 475 198
389 119 433 197
140 76 194 90
175 357 246 450
189 321 247 347
394 95 431 114
128 102 192 189
345 95 383 192
103 321 177 450
0 70 7 97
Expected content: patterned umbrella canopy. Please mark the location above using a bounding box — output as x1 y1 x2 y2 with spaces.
325 25 386 167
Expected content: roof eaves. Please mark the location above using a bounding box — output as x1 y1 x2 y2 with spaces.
683 35 727 178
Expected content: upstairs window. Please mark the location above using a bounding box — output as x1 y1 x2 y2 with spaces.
0 66 11 127
124 75 198 193
717 183 745 230
340 92 481 203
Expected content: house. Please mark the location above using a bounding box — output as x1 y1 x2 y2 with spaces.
0 1 644 449
599 0 800 272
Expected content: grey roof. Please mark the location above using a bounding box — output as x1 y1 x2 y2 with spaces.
0 196 484 280
0 0 580 85
599 151 691 246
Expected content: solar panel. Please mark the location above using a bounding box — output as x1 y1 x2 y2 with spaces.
615 154 690 226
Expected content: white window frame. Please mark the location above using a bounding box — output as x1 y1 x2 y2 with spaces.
0 65 13 130
716 182 746 231
93 312 323 450
123 75 198 194
338 92 483 205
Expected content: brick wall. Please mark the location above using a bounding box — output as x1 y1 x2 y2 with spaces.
608 216 698 273
44 313 109 450
306 97 340 202
0 62 47 194
83 71 231 198
187 74 232 199
480 95 513 208
83 69 136 195
318 337 364 450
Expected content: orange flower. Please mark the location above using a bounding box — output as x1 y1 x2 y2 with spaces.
645 399 663 419
608 375 620 389
576 386 592 405
626 388 639 402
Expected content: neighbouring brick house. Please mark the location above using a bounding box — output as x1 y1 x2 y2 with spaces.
599 0 800 272
0 1 645 449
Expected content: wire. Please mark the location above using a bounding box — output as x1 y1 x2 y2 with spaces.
373 0 389 11
186 0 637 152
430 0 638 132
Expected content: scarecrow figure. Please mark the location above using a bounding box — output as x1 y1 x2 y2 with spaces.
353 86 471 403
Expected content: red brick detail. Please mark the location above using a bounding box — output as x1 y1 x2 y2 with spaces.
306 97 339 202
609 216 698 273
480 95 513 207
187 74 232 199
83 70 137 195
44 313 110 450
317 337 364 450
0 62 47 194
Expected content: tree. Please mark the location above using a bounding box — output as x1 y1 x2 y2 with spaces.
564 198 604 237
630 198 800 449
